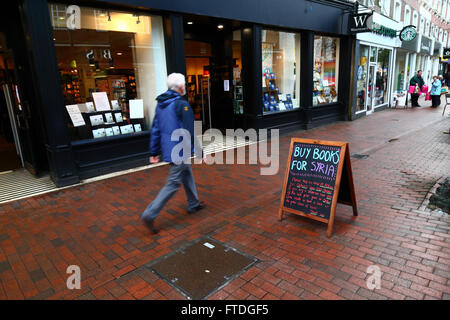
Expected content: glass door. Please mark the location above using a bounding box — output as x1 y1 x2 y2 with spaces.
199 74 212 130
366 64 376 114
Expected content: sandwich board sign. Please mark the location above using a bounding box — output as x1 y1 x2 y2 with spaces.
278 138 358 237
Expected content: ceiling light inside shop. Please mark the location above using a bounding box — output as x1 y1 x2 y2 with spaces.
117 52 123 55
217 24 224 29
187 21 193 25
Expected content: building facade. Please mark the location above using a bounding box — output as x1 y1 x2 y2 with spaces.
349 0 450 118
0 0 356 187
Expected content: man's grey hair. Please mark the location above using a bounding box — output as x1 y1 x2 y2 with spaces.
167 73 185 91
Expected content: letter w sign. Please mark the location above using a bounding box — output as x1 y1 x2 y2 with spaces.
349 13 372 33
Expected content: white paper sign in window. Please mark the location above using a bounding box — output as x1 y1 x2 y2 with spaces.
92 92 111 111
65 104 86 127
129 99 144 119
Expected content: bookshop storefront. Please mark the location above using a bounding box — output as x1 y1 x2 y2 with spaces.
10 0 355 186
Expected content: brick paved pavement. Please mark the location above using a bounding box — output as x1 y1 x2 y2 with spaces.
0 105 449 300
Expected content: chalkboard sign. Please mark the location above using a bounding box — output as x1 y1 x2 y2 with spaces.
279 138 358 237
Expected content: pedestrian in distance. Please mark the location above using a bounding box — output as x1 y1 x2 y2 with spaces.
430 75 442 108
140 73 206 234
409 70 424 107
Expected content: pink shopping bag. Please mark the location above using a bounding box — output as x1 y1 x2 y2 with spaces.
408 85 416 94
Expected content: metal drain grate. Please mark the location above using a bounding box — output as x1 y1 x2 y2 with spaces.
351 154 369 159
0 169 56 204
147 237 257 300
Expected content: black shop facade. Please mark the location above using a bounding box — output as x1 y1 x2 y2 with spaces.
1 0 355 187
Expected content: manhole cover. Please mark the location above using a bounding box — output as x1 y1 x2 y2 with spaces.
148 237 257 300
351 154 369 159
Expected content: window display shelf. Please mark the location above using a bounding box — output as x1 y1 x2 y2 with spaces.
72 129 149 146
262 107 300 116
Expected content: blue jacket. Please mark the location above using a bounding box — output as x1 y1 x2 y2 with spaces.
150 90 201 163
430 79 442 96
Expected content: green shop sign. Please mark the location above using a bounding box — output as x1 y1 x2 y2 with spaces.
399 25 417 42
370 22 397 38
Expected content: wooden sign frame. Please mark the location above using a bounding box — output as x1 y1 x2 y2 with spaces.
278 138 358 237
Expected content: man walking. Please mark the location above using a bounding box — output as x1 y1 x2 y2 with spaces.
409 70 424 107
140 73 205 234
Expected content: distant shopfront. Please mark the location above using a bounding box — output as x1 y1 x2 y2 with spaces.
351 12 401 119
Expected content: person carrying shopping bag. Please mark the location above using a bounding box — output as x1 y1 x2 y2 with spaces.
409 70 424 107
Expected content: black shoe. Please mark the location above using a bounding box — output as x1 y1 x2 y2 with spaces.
188 201 206 214
143 218 159 234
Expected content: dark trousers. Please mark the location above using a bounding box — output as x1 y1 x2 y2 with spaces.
431 95 441 108
411 93 420 106
140 163 199 221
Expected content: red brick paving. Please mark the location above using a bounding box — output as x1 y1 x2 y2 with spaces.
0 106 449 300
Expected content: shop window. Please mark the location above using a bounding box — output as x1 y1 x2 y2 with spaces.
356 45 369 113
313 35 339 106
261 29 300 114
232 30 244 115
374 48 391 107
369 46 377 63
49 4 167 141
393 51 406 92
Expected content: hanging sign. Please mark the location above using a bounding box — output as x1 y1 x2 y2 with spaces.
399 25 417 42
349 13 373 33
279 138 358 237
443 48 450 59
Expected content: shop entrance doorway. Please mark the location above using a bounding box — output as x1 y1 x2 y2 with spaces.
186 55 212 130
0 51 24 173
366 64 376 114
184 17 236 133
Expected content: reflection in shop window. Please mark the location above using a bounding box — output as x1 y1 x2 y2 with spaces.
261 29 300 114
232 30 244 115
49 3 167 141
313 36 339 106
356 45 369 113
374 48 390 106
